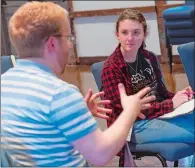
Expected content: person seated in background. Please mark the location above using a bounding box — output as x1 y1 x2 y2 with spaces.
1 2 155 167
101 8 194 167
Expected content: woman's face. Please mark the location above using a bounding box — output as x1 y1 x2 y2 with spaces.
116 19 146 53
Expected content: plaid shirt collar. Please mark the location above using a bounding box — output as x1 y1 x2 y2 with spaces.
110 43 150 70
111 44 127 70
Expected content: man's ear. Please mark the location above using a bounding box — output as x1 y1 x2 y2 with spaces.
46 36 56 52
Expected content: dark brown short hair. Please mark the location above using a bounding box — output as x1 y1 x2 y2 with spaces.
116 9 148 49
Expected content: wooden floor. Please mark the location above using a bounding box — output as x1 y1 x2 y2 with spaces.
60 63 189 167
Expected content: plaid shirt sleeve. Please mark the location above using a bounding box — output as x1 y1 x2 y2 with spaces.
141 52 175 119
101 65 124 127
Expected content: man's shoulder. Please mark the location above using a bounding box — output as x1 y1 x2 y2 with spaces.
53 79 81 97
2 67 80 96
37 71 79 91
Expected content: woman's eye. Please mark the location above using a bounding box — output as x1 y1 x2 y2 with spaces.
122 31 128 35
133 31 140 36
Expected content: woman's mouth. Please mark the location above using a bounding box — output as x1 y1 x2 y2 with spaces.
127 44 135 47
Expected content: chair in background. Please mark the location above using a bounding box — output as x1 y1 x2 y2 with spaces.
178 42 195 91
1 55 19 74
91 61 194 167
162 0 195 73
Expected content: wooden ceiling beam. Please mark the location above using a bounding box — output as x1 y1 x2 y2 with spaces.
70 6 156 18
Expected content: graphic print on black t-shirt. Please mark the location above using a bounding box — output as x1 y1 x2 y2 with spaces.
127 54 162 101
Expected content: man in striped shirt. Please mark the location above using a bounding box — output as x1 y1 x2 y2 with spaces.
1 1 155 167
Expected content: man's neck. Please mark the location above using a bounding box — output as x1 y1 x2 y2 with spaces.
24 57 47 66
23 57 59 74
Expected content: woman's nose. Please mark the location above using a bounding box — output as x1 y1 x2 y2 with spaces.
127 34 133 41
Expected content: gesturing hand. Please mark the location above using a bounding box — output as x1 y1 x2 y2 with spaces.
84 89 112 119
118 83 156 119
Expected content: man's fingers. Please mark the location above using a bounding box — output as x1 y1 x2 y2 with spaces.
138 113 146 119
118 83 126 99
97 100 111 105
141 95 156 104
95 113 110 120
84 89 93 102
97 107 112 114
91 91 105 100
136 87 152 98
141 104 151 110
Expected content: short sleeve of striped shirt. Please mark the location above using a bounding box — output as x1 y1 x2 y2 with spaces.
50 84 97 142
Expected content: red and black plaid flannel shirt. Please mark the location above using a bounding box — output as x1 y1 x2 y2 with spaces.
102 44 175 127
101 44 175 162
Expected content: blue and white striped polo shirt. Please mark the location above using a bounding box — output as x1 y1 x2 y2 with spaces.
1 59 97 167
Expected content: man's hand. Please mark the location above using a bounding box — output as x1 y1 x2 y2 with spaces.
138 94 156 119
118 83 156 119
84 89 112 119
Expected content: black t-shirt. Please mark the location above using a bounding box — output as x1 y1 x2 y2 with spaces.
127 54 164 102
